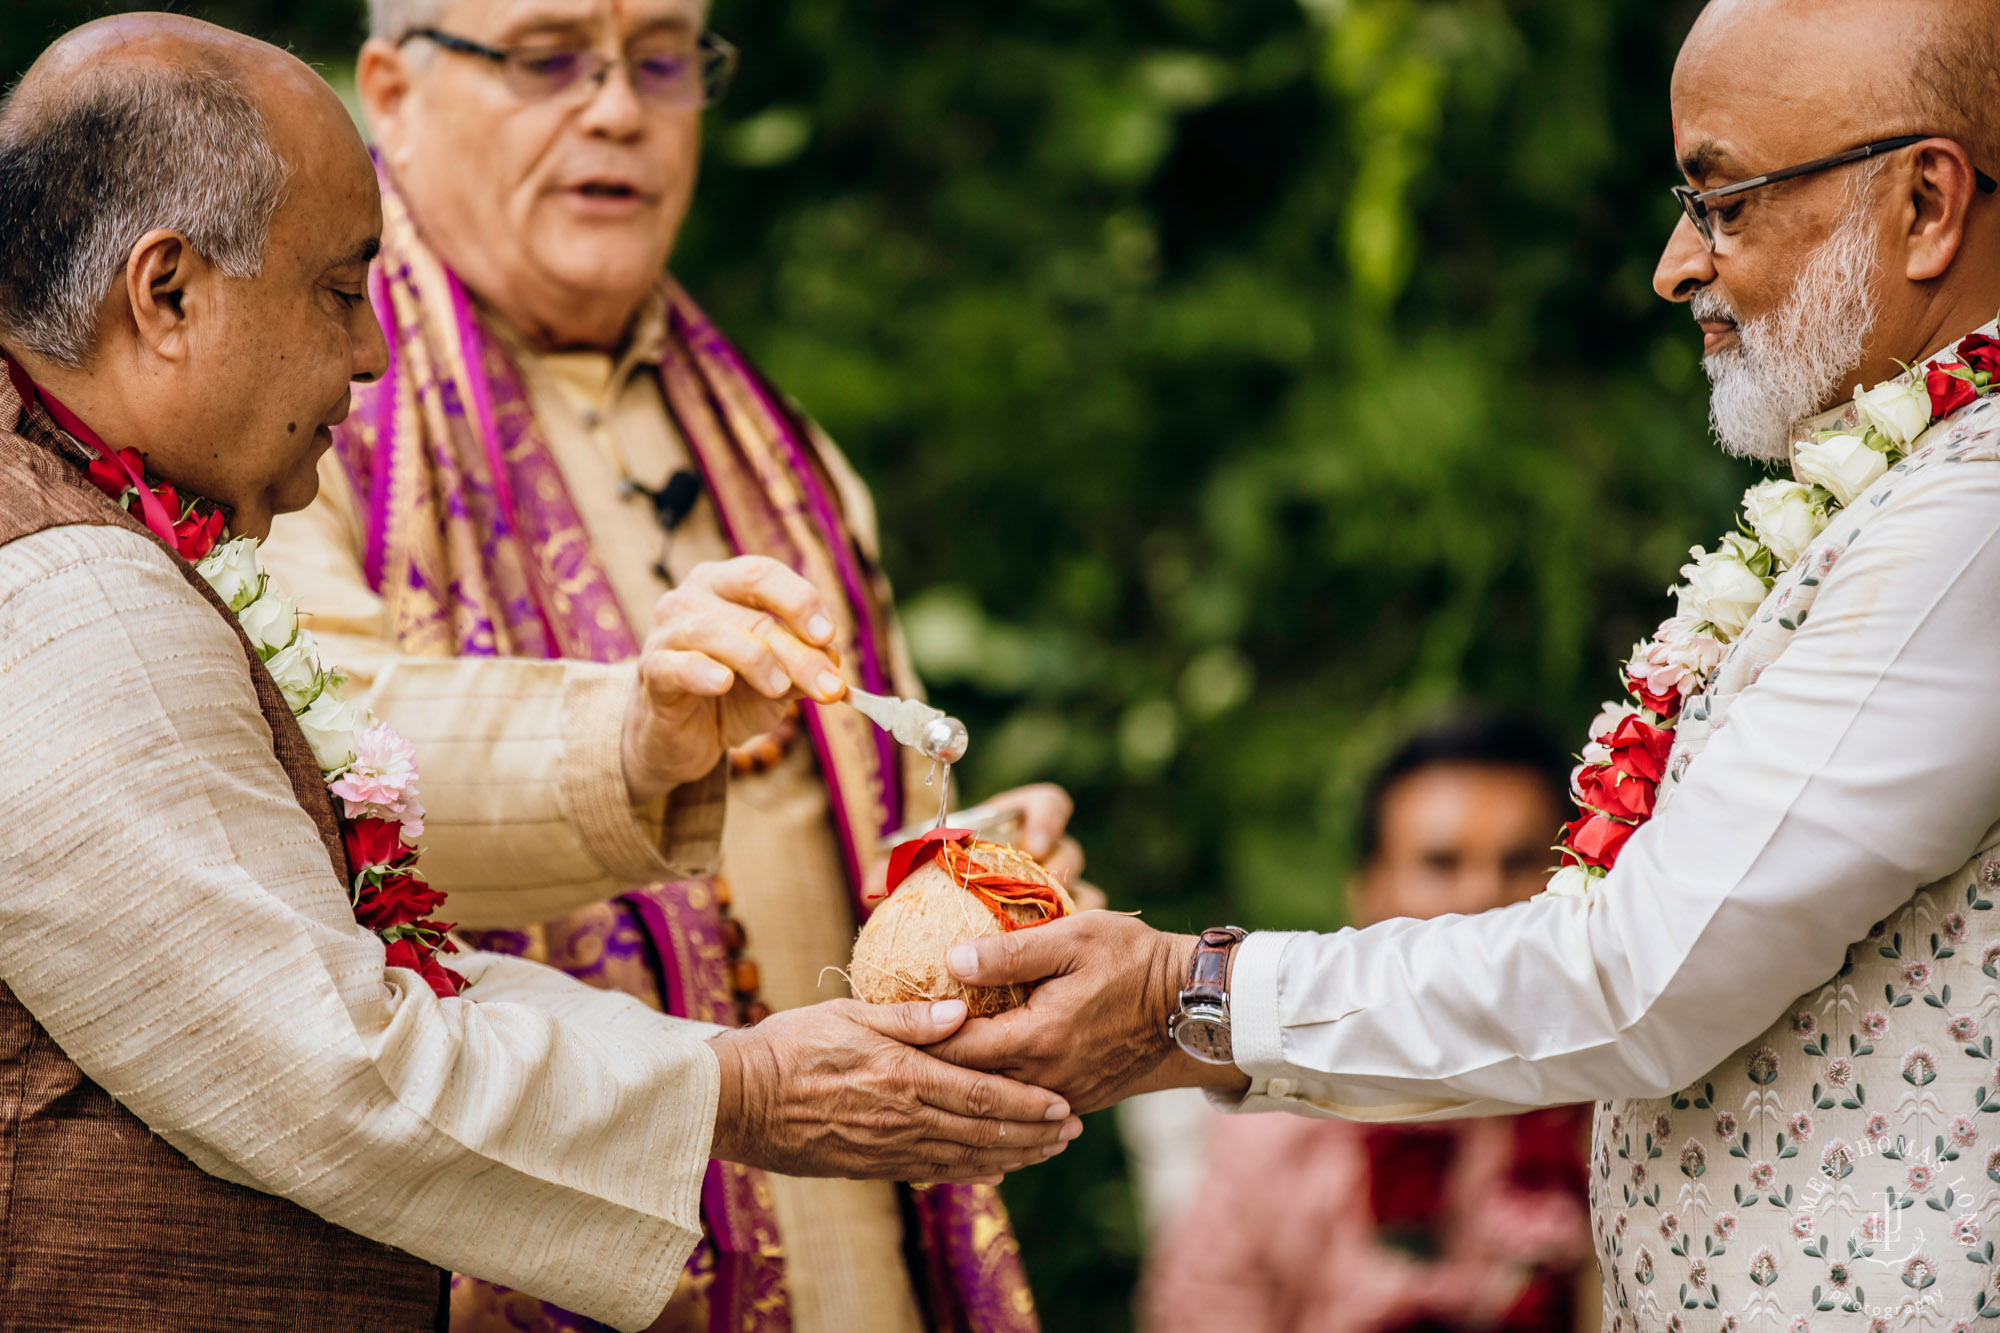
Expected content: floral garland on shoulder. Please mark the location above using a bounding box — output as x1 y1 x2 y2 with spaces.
1548 332 2000 898
81 445 466 998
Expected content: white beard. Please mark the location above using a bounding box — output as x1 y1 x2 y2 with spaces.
1697 195 1882 461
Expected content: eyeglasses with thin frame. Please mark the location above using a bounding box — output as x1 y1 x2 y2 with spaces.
1672 134 1998 251
398 27 738 108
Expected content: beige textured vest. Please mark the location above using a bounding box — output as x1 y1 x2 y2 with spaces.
1593 396 2000 1332
0 400 446 1331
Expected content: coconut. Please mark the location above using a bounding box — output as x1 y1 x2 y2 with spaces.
850 838 1075 1016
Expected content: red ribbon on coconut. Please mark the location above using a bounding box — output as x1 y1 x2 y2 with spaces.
885 827 977 896
882 827 1068 932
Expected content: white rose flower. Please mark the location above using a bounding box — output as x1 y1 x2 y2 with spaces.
1740 479 1829 567
297 690 365 771
1793 433 1889 507
1676 535 1769 641
1853 376 1931 449
1539 864 1601 900
236 591 297 658
194 536 262 613
265 628 326 713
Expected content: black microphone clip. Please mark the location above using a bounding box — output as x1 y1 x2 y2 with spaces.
637 469 704 533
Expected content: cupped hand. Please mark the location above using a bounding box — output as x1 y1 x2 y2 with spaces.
924 913 1198 1114
707 997 1084 1185
623 556 849 804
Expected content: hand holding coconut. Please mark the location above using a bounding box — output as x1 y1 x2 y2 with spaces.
705 997 1081 1184
929 913 1251 1115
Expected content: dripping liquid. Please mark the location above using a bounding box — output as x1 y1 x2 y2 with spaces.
924 758 952 829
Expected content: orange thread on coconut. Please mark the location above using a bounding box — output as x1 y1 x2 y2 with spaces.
848 829 1076 1016
933 839 1067 932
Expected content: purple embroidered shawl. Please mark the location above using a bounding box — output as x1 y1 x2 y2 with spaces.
337 162 1038 1333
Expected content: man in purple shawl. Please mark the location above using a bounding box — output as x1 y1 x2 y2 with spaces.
261 1 1082 1329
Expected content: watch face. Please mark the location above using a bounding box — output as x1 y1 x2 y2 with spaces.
1173 1007 1233 1065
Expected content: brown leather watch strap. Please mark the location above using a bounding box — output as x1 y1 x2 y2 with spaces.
1183 926 1247 1004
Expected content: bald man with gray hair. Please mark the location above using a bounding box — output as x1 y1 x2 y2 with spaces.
0 15 1081 1332
895 2 2000 1328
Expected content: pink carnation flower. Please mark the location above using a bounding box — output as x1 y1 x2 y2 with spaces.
328 722 426 836
1626 621 1724 703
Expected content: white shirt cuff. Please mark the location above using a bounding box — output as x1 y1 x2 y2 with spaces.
1207 930 1308 1113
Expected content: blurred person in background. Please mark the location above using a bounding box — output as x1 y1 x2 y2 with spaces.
259 0 1084 1329
1139 716 1595 1333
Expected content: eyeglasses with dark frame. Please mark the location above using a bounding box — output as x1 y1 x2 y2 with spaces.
1672 133 1999 251
398 26 738 108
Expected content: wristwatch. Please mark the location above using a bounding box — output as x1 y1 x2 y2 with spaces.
1168 926 1247 1064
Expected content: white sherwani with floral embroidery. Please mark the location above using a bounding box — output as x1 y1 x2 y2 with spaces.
1219 324 2000 1331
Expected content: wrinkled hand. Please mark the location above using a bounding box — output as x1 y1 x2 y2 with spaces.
707 998 1084 1184
926 914 1200 1114
623 557 849 804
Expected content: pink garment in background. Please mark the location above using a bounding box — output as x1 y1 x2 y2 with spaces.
1142 1107 1593 1333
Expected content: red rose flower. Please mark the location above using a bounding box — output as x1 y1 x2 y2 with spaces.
382 937 420 970
420 954 467 999
343 816 409 873
353 871 447 931
1626 674 1683 720
84 447 145 502
383 927 465 999
1576 763 1656 821
1960 333 2000 379
392 924 466 996
1928 362 1978 420
173 509 225 562
1561 813 1637 869
1605 714 1674 785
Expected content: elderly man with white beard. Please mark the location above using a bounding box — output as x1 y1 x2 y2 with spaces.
256 0 1083 1329
920 0 2000 1326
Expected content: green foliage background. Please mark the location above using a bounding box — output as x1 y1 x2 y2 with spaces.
4 1 1752 1324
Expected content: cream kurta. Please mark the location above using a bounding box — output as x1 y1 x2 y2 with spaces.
0 523 724 1333
263 304 926 1333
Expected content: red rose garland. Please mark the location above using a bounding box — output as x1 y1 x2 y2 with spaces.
1552 332 2000 895
72 434 464 996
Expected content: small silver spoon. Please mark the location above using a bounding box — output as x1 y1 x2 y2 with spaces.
844 686 969 764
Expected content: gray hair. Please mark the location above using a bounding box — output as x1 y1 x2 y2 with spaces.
368 0 714 44
0 62 288 368
368 0 455 42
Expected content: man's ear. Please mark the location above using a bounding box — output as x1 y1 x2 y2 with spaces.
123 228 207 363
356 38 413 164
1904 139 1981 283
